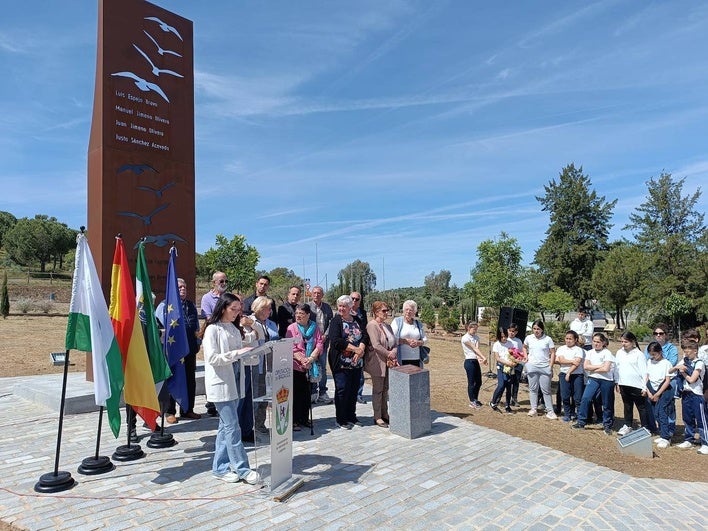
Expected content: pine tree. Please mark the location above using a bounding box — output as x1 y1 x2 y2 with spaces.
534 163 616 306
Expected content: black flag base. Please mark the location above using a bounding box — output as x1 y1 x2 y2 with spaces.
34 470 76 493
112 444 145 461
147 431 177 448
77 455 114 475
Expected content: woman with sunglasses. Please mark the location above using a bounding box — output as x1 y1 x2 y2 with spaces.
365 301 398 427
644 323 678 435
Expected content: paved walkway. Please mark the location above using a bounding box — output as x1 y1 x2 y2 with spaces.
1 374 706 530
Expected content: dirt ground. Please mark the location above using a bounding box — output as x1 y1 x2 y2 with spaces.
1 314 706 484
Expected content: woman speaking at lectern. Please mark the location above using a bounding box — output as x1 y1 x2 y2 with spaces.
200 293 260 485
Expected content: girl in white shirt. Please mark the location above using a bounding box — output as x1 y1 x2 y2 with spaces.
645 341 675 448
615 331 650 436
555 330 585 422
490 327 517 413
523 320 556 419
571 333 616 433
461 322 487 408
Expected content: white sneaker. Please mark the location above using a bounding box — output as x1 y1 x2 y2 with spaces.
527 409 537 417
697 445 708 455
656 438 670 449
311 393 319 403
241 470 261 485
617 424 632 436
213 472 240 483
653 436 663 443
677 441 694 449
545 411 558 420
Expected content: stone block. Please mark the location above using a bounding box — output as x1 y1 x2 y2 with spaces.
389 365 431 439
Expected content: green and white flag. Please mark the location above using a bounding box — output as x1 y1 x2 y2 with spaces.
65 233 124 438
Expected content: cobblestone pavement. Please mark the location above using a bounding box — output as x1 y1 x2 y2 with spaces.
1 375 706 530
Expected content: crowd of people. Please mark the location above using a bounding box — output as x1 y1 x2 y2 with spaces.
159 272 430 485
461 313 708 456
150 276 708 485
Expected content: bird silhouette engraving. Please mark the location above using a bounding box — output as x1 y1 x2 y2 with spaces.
117 163 158 175
133 44 184 78
144 16 183 41
143 30 182 57
136 181 175 198
117 203 170 226
111 71 169 102
133 233 186 249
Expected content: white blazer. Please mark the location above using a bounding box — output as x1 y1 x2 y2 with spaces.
203 322 256 402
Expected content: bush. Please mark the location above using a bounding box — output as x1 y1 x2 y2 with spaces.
626 323 653 342
15 297 34 313
419 306 436 330
543 320 569 343
36 299 55 314
442 317 459 333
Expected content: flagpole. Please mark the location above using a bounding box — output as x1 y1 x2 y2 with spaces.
77 406 114 475
34 349 76 492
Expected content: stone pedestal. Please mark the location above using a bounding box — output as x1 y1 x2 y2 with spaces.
389 365 431 439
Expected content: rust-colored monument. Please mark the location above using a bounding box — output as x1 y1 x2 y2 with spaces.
88 0 195 301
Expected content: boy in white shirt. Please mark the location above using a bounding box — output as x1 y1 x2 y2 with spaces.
672 340 707 455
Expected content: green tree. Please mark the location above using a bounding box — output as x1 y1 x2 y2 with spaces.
3 215 76 272
423 270 452 302
331 260 377 302
464 232 524 308
0 211 17 250
591 242 647 328
195 252 210 281
537 287 575 321
262 267 304 304
1 271 9 318
201 234 260 296
624 172 705 313
534 163 617 306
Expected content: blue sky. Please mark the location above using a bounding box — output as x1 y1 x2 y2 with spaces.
2 1 707 291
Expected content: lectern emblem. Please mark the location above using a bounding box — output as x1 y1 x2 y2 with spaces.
275 386 290 435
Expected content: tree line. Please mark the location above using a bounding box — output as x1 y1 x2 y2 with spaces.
4 164 705 332
464 165 707 331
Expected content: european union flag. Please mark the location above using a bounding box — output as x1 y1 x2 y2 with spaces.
163 246 189 411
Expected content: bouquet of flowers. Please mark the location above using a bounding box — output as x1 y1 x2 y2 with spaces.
503 348 524 374
509 347 524 362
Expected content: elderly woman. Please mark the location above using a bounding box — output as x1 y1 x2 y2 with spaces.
200 293 260 484
365 301 397 427
247 296 279 434
391 300 428 367
328 295 368 429
286 304 324 430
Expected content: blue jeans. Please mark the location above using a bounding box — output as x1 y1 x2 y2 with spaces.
333 369 360 425
647 382 675 440
559 372 584 419
491 367 514 406
464 359 482 402
213 399 251 477
577 378 614 430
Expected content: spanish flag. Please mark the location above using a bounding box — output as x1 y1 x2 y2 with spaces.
109 236 160 431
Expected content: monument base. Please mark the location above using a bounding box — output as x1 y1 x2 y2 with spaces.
389 365 431 439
